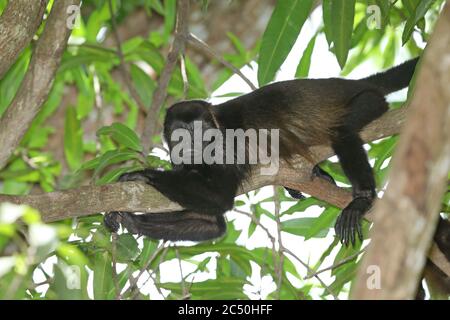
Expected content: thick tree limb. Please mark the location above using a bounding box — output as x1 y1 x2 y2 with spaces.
0 0 48 79
351 2 450 300
0 0 81 171
0 106 406 221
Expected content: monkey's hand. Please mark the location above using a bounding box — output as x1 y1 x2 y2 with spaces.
335 197 370 246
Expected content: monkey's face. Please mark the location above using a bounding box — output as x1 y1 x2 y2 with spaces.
163 100 216 167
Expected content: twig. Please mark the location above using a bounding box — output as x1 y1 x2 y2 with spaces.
282 247 339 300
135 245 169 299
107 0 148 115
142 0 190 153
273 187 284 300
111 232 120 299
179 54 189 99
187 33 257 91
120 241 166 298
305 249 366 279
175 246 188 299
234 208 338 299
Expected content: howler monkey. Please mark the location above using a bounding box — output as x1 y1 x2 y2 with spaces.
104 57 419 246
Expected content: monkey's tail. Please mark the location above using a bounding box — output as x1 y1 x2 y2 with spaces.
362 57 419 95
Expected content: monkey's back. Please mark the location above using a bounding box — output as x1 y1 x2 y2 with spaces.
217 78 379 161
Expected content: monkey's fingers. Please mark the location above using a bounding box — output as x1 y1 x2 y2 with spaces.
312 165 336 185
285 187 306 200
118 171 151 183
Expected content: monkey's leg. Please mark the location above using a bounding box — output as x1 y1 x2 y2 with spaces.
332 131 376 246
104 211 226 241
284 165 336 199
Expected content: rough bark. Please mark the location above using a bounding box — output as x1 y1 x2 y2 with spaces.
351 3 450 300
0 0 48 79
0 0 81 170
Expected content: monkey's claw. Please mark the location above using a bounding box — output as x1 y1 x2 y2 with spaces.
334 197 370 246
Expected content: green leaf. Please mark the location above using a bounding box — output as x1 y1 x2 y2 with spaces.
322 0 333 46
282 217 329 238
97 123 143 152
163 0 176 40
295 35 317 78
330 0 356 68
257 0 314 85
304 207 340 239
86 2 111 43
282 197 324 215
64 107 84 171
116 234 140 262
138 238 158 268
130 64 154 108
92 150 140 178
93 251 114 299
97 165 141 185
402 0 433 44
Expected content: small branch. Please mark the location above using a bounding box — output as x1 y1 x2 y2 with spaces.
111 232 120 299
282 247 339 300
141 0 190 153
123 241 167 298
179 54 189 99
0 0 81 171
273 187 284 300
175 246 188 299
187 33 257 91
305 249 366 279
107 0 148 115
0 0 48 79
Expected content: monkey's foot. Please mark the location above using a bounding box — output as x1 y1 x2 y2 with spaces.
335 197 371 246
285 187 306 200
312 165 336 185
104 211 142 235
104 212 123 232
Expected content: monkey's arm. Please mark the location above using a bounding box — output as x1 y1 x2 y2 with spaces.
104 168 236 241
117 168 236 214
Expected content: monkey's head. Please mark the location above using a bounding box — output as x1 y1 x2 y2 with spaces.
163 100 217 167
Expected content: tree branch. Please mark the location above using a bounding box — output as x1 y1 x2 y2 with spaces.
107 0 148 115
187 33 257 91
351 2 450 300
0 0 81 171
0 0 48 79
0 106 406 220
141 0 190 153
